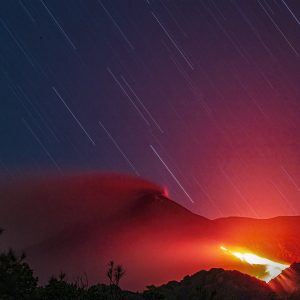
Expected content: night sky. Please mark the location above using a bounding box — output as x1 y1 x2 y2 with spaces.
1 0 300 219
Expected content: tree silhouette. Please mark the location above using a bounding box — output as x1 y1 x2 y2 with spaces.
106 261 126 300
106 261 126 287
114 264 125 287
0 229 38 299
106 260 115 286
0 228 38 299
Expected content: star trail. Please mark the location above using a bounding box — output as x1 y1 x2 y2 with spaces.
1 0 300 218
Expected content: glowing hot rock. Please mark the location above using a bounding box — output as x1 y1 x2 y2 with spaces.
220 246 289 282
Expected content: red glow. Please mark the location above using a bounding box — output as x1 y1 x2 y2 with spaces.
0 173 299 290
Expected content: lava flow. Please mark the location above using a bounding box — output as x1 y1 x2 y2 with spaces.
220 246 290 282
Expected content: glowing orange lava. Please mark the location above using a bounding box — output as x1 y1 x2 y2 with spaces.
220 246 290 282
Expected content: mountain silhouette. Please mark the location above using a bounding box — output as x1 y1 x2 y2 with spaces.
148 268 279 300
0 173 299 290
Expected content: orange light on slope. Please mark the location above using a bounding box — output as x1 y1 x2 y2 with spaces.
220 246 289 282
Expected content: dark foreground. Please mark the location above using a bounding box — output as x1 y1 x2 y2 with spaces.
1 246 300 300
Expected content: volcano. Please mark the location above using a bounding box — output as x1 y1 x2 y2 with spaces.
0 173 299 290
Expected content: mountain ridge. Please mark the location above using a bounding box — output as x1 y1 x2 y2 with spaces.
0 173 299 290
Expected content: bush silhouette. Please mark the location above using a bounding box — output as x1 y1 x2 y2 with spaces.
38 273 84 300
0 229 38 299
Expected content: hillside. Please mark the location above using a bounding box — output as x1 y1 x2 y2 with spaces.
0 173 299 290
146 268 279 300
